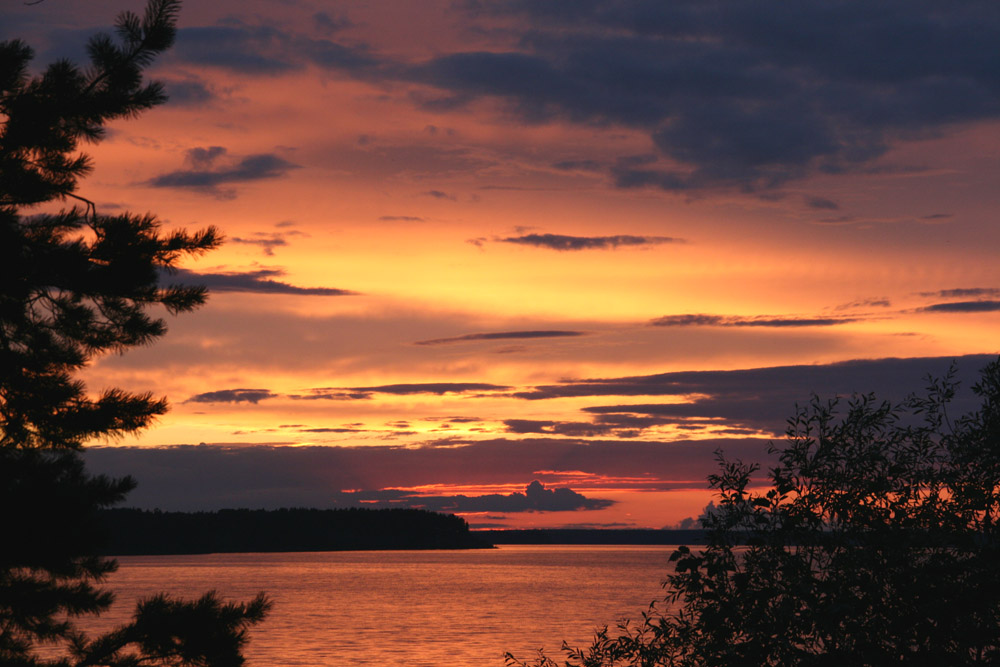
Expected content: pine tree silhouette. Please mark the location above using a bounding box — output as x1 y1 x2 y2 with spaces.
1 2 270 664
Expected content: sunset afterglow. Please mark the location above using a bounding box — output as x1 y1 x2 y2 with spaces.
8 0 1000 529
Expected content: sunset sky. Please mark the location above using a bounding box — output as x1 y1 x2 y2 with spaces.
7 0 1000 528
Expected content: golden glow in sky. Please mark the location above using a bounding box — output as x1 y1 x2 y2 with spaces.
8 0 1000 528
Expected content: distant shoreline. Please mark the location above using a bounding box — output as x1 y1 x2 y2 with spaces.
96 508 712 556
480 528 709 545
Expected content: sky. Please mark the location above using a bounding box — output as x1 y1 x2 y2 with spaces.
6 0 1000 529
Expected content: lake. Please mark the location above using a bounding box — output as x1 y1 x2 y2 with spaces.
82 545 678 666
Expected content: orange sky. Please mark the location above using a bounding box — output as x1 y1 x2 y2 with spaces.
7 0 1000 528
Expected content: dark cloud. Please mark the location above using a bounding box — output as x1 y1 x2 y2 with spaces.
552 159 603 171
331 481 613 513
173 23 379 74
920 300 1000 313
921 213 953 221
415 330 586 345
404 1 1000 191
422 190 457 200
229 235 287 256
313 12 353 35
805 196 839 210
186 388 276 404
498 233 682 251
162 268 356 296
516 354 994 434
378 215 425 222
290 391 374 401
834 297 892 311
85 438 763 510
162 77 215 106
148 147 299 193
650 314 855 327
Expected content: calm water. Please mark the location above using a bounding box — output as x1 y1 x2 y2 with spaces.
79 545 676 666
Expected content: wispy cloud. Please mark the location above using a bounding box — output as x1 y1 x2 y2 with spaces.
920 300 1000 313
650 314 856 327
163 268 357 296
378 215 425 222
186 388 277 404
229 231 304 256
147 146 299 196
415 330 587 345
292 383 511 400
919 287 1000 299
496 233 683 251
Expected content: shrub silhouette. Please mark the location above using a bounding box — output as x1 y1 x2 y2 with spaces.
508 360 1000 666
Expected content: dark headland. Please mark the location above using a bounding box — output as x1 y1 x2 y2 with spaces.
97 508 492 555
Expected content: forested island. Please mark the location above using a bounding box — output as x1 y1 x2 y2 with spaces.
98 507 492 554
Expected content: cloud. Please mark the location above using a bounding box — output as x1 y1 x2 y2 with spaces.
331 481 614 513
400 1 1000 192
919 288 1000 299
162 77 215 106
148 147 299 193
229 235 287 256
186 388 277 404
292 383 511 400
805 196 840 210
378 215 425 222
173 23 379 74
552 159 603 171
504 419 627 438
414 330 586 345
834 297 892 311
313 12 353 35
162 268 356 296
497 233 682 251
515 354 994 434
422 190 457 200
920 300 1000 313
84 438 771 511
650 314 855 327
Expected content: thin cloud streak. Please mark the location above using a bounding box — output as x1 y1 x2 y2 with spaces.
651 314 857 327
920 300 1000 313
186 389 277 404
498 233 682 251
414 330 586 345
162 268 357 296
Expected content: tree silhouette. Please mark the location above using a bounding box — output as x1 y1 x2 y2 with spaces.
1 2 269 664
508 360 1000 666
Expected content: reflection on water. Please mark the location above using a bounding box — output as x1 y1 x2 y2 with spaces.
78 545 675 666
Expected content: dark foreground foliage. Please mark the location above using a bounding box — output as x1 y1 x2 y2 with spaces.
98 507 492 555
1 2 270 664
508 360 1000 666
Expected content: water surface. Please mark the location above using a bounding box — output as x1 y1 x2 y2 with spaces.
92 545 676 666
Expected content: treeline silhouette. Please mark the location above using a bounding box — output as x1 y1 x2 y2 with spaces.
98 507 492 555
